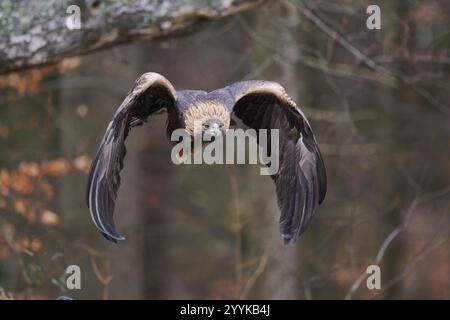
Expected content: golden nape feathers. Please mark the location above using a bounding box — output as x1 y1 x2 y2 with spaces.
184 101 230 136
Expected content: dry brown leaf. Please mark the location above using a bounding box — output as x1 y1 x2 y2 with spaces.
0 56 81 98
10 172 34 194
0 170 10 189
25 208 37 223
38 181 54 200
40 210 60 226
73 155 91 174
0 124 9 138
14 199 27 215
40 158 72 176
30 238 43 253
76 104 89 118
15 236 30 251
18 162 40 178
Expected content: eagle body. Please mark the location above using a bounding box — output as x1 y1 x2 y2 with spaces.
87 72 327 245
176 90 231 136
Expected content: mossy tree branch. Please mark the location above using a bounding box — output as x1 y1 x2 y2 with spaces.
0 0 266 74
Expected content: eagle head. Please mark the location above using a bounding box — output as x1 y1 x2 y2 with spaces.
184 102 230 138
202 118 225 140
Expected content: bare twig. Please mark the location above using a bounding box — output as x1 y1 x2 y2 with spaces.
372 239 448 298
90 256 112 300
296 1 392 76
345 186 450 299
240 249 270 299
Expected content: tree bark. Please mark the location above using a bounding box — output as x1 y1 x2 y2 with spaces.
0 0 266 74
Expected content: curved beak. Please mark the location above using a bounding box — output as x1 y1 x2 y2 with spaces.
202 119 226 141
207 123 222 137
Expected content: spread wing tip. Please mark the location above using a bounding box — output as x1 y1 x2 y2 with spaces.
316 148 327 205
282 234 296 246
101 231 126 243
280 222 311 246
87 150 126 244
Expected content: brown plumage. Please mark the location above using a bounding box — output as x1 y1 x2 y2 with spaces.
86 72 327 245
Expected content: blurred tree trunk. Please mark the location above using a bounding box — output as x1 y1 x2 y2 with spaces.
0 0 266 74
262 9 301 300
58 45 147 299
137 120 174 299
374 2 410 299
132 47 178 299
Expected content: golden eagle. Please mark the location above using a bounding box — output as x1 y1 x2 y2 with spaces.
87 72 327 245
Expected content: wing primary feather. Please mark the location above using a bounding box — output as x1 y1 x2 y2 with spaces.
227 80 327 245
87 130 126 242
86 72 177 242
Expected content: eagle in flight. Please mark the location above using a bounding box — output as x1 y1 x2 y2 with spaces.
87 72 327 245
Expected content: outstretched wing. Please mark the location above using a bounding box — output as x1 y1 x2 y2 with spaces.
86 72 177 242
226 81 327 245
